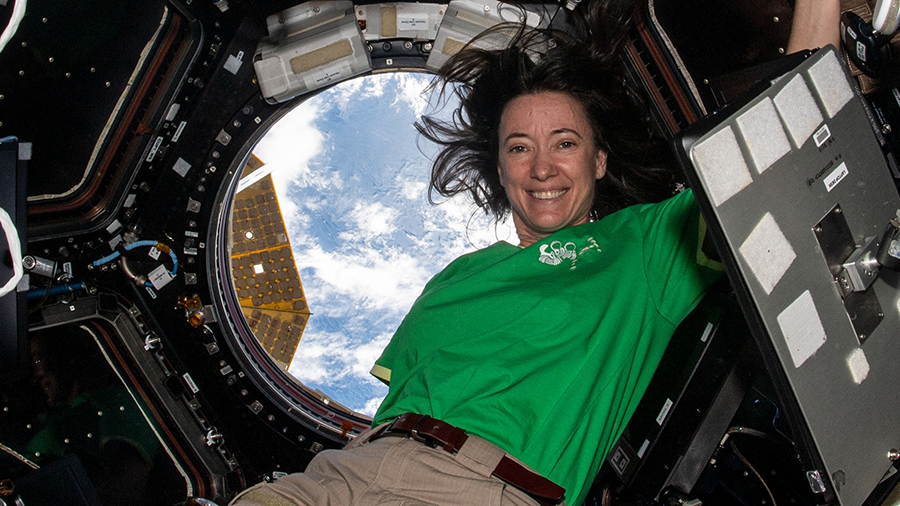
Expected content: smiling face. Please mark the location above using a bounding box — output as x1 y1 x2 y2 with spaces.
497 92 607 247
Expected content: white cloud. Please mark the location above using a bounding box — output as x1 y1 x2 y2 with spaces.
341 201 399 240
295 243 430 316
362 396 386 417
392 73 433 117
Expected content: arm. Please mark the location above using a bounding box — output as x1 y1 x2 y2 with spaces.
787 0 841 54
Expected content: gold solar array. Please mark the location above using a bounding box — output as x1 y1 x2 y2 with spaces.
230 156 310 371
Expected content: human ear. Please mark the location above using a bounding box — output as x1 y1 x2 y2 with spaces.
497 163 508 188
595 150 608 180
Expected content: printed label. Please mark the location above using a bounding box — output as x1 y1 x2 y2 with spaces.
315 70 343 85
146 136 164 162
398 16 429 31
637 439 650 458
172 121 187 142
656 398 673 425
183 373 200 394
700 322 714 343
814 124 831 148
149 264 174 290
824 161 849 192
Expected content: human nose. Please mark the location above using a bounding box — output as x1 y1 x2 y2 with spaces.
530 147 557 181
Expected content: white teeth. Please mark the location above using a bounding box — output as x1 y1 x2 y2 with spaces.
529 189 566 199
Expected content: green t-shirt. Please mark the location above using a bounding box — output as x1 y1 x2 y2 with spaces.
372 189 721 506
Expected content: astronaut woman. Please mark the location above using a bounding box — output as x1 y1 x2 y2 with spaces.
230 1 839 505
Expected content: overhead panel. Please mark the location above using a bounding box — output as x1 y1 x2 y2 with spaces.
356 3 446 41
254 1 372 104
426 0 546 72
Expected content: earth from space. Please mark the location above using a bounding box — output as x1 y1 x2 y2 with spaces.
252 72 514 417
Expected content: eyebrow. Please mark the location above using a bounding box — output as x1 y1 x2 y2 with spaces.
502 128 584 143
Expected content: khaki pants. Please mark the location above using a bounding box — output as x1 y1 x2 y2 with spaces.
229 434 561 506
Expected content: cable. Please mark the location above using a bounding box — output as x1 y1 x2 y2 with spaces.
729 439 777 506
0 0 26 55
0 206 23 298
91 240 179 282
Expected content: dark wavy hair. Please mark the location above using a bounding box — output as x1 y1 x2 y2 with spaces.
418 23 679 222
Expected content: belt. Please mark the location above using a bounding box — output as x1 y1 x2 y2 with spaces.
369 413 565 506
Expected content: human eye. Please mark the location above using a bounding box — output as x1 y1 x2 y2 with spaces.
558 140 576 149
508 145 527 154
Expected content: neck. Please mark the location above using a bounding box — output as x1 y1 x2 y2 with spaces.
516 231 546 248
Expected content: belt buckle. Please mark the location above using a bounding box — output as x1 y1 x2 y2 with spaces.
409 414 437 447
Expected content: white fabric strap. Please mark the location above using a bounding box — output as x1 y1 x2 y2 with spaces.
0 206 23 298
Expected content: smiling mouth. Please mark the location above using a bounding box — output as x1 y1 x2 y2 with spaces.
528 189 567 200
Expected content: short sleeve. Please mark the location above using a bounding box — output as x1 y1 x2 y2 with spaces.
370 345 394 385
637 190 722 322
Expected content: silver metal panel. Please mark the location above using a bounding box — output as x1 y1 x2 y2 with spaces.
687 47 900 506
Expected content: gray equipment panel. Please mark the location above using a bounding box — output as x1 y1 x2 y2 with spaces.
681 47 900 506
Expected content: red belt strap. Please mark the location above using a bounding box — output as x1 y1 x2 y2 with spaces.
371 413 565 506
